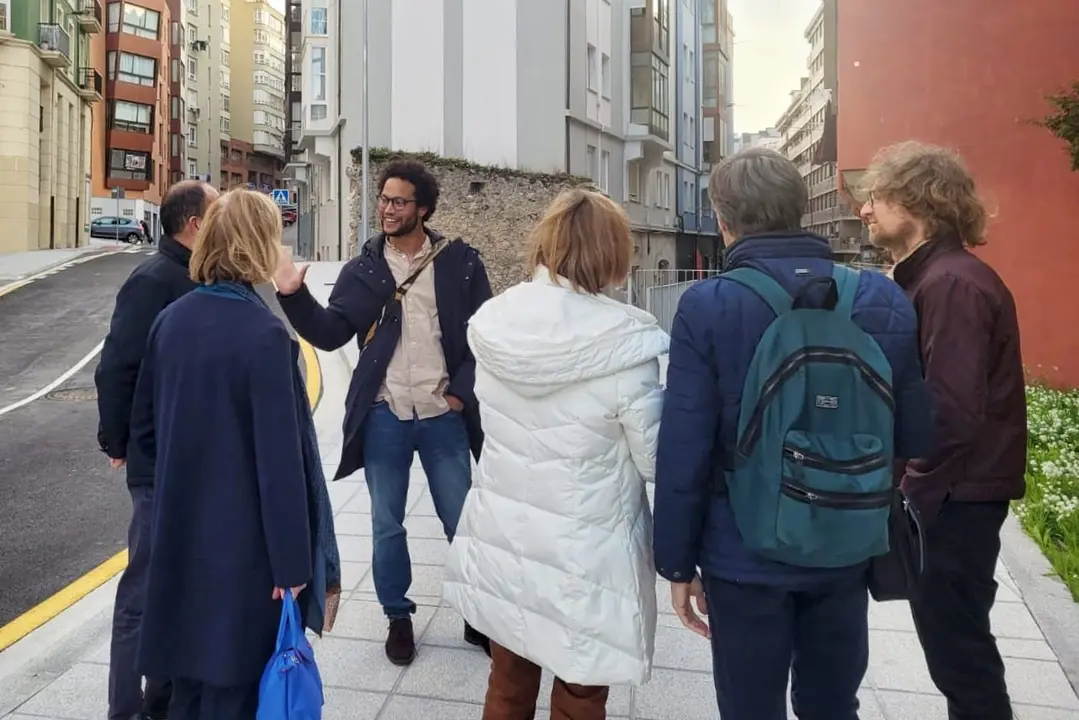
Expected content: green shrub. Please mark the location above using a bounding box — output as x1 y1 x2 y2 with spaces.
1013 385 1079 600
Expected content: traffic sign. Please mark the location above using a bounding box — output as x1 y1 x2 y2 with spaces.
271 189 291 205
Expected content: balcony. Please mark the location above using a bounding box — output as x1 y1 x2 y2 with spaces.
77 67 103 102
76 0 103 33
37 24 71 68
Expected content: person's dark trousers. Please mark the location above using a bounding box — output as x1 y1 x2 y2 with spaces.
168 678 258 720
109 485 171 720
363 402 472 618
909 501 1013 720
704 574 869 720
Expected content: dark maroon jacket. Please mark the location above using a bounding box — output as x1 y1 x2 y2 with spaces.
893 239 1027 518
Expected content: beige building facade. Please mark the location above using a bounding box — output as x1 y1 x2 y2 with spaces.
229 0 285 175
0 0 101 254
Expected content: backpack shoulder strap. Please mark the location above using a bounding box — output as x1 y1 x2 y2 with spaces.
723 267 793 316
394 239 447 299
831 264 861 320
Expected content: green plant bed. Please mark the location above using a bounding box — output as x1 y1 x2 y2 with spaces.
1013 385 1079 601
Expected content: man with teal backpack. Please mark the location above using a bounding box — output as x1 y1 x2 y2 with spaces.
654 148 932 720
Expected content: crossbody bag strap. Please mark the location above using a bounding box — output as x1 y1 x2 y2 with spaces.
364 240 448 347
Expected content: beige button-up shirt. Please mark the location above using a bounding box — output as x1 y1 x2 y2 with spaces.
377 237 451 421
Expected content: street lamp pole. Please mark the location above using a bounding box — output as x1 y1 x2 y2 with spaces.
359 0 369 256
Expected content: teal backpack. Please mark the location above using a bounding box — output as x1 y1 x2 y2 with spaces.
724 265 895 569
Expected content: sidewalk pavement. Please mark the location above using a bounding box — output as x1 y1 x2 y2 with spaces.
2 262 1078 720
0 241 140 286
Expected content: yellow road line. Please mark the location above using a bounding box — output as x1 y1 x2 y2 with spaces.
0 342 324 652
0 550 128 652
299 337 323 412
0 278 34 299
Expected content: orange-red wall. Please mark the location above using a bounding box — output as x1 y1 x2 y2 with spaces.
837 0 1079 388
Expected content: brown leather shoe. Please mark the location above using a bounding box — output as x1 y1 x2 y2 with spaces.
385 617 416 666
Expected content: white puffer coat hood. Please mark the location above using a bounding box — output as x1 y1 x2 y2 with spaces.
443 267 669 686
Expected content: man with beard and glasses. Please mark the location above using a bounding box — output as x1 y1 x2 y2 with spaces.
274 160 493 666
861 141 1026 720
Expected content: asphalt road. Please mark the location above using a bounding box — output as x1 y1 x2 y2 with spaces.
0 245 306 629
0 249 152 627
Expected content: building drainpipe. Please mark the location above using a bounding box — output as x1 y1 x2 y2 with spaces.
336 0 344 260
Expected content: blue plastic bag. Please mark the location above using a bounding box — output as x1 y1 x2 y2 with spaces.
257 590 323 720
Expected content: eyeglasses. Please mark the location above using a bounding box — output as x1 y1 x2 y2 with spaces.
378 194 416 210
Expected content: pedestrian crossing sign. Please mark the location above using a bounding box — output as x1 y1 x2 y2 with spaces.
272 189 291 205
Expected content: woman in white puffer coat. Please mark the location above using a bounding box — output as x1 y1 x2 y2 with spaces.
443 188 669 719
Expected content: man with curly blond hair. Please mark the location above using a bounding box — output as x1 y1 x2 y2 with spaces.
861 141 1027 720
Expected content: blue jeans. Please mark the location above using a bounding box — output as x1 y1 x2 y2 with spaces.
704 574 869 720
363 402 472 618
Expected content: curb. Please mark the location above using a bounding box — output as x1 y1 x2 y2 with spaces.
1000 513 1079 695
0 245 130 297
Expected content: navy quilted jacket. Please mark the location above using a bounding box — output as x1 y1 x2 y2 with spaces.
653 234 933 586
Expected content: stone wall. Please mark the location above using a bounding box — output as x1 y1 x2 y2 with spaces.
347 150 590 294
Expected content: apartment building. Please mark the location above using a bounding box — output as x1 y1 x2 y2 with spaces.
164 0 184 185
733 127 782 154
227 0 285 190
176 0 223 184
0 0 103 253
776 0 859 259
289 0 645 262
672 0 721 271
700 0 732 171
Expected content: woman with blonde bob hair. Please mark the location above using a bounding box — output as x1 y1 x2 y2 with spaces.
131 189 340 719
443 187 669 719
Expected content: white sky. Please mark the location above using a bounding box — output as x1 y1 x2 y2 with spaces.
728 0 820 133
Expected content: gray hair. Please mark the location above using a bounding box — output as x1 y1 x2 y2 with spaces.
708 148 808 239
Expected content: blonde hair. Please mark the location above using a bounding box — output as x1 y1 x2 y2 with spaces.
862 141 988 248
190 189 283 285
528 187 632 294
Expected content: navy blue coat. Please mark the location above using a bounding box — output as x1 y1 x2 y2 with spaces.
133 290 312 687
654 234 933 587
95 235 198 486
278 231 492 480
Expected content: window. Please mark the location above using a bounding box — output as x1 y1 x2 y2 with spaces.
107 2 120 32
109 149 151 181
112 100 153 133
254 51 266 64
254 130 276 146
220 70 230 90
187 125 198 146
587 44 597 91
170 20 183 45
254 9 267 25
170 132 179 157
309 6 327 34
627 162 640 201
220 117 229 132
586 144 597 182
186 0 197 14
310 47 326 101
187 89 198 107
221 3 229 21
187 57 197 80
170 58 180 83
109 51 157 87
221 50 229 67
254 109 269 126
254 29 268 43
600 150 610 193
254 89 270 105
188 23 197 40
121 3 160 39
170 96 180 119
221 94 229 112
187 159 198 177
601 53 611 97
310 104 327 121
702 51 718 107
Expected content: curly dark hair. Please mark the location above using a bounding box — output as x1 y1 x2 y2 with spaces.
377 160 440 221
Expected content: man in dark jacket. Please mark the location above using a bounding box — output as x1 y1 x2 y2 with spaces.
654 148 932 719
861 141 1026 720
274 160 492 666
95 180 217 720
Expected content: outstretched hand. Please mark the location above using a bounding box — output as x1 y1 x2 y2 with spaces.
274 249 309 296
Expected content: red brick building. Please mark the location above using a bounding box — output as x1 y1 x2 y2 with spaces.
837 0 1079 387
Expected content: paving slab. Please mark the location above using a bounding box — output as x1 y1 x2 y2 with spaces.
2 307 1078 719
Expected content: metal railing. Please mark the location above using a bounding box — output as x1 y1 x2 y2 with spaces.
79 67 103 95
81 0 103 26
621 268 722 334
38 23 71 59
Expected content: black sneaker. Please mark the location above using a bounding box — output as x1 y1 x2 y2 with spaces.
386 617 416 665
464 622 491 657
